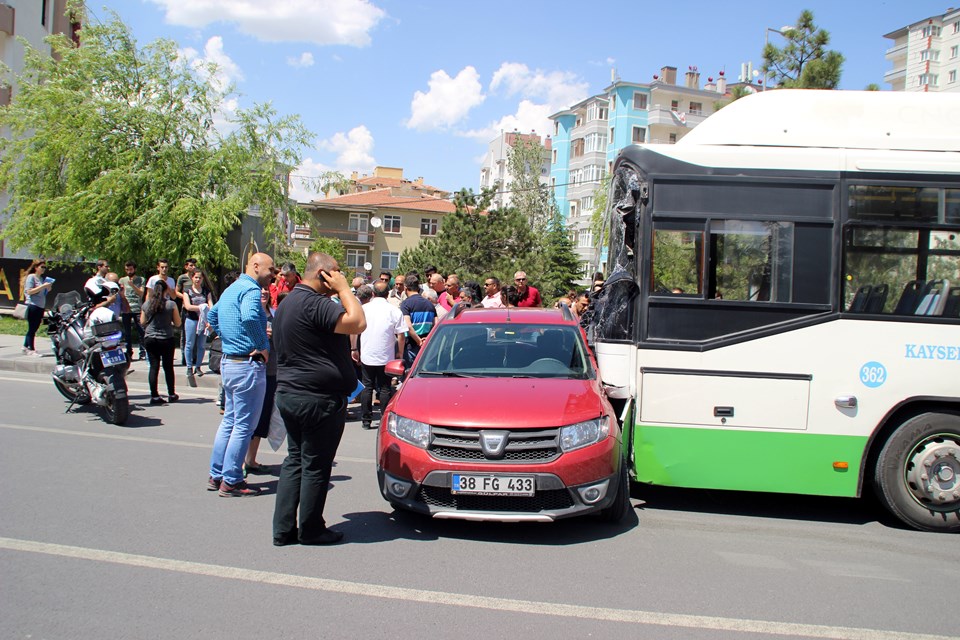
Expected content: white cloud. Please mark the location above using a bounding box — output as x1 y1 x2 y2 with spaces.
180 36 243 92
489 62 588 110
290 126 376 202
149 0 386 47
287 52 315 68
319 125 376 173
406 67 485 132
460 100 555 142
460 63 589 142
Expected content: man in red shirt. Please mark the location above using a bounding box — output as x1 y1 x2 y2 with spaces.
514 270 542 307
270 263 301 309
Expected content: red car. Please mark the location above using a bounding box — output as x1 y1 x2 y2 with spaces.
378 306 630 522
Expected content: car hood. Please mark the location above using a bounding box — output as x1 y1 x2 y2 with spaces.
393 377 605 428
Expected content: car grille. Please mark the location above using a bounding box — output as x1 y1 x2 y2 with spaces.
429 426 560 463
418 485 575 512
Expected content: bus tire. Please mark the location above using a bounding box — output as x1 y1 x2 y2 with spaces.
874 411 960 533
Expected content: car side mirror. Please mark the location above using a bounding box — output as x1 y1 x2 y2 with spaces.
385 359 405 377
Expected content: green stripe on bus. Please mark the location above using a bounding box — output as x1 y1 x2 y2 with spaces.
632 425 868 497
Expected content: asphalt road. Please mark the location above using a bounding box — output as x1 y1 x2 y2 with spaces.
2 370 958 640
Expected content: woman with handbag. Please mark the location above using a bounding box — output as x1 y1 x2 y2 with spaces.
20 259 53 356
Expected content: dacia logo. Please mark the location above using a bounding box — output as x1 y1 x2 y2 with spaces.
480 430 509 458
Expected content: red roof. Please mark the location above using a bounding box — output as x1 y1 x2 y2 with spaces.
317 188 458 213
355 176 443 192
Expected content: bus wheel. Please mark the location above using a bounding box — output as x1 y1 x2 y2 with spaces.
874 412 960 533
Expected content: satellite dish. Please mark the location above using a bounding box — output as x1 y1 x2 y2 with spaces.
363 262 372 271
370 216 382 229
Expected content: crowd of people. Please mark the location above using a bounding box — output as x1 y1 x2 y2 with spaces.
21 252 605 546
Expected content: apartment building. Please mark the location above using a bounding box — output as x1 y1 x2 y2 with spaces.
885 7 960 91
550 66 730 280
0 0 80 258
478 131 552 210
298 167 454 278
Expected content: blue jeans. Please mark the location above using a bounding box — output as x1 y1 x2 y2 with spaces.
210 360 266 485
183 318 207 369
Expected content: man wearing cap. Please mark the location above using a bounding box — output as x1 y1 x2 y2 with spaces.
514 270 542 308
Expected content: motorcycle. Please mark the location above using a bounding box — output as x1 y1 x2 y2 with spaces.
46 291 130 425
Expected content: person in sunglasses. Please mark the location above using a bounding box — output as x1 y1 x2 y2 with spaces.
513 270 542 308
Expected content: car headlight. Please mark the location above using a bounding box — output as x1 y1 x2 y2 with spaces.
560 417 610 452
387 413 432 449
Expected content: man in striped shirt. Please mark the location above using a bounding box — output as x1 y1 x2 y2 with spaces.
206 252 276 497
399 275 436 368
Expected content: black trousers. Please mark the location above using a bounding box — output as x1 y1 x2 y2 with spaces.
144 336 176 397
122 312 145 358
273 391 346 542
360 363 393 426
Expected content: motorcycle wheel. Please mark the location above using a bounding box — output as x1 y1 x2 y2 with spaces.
53 375 91 405
100 370 129 425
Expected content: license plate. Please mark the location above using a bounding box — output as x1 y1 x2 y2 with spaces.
100 349 126 367
451 474 535 496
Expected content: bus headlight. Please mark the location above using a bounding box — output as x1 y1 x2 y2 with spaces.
387 413 432 449
560 417 610 452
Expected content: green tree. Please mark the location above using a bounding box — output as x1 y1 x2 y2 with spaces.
761 10 844 89
713 84 753 110
0 5 317 272
536 211 580 299
274 236 345 275
865 83 881 91
506 136 555 229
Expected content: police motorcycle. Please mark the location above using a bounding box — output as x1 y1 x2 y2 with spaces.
46 281 130 425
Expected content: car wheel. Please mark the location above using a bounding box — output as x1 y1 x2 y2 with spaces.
597 456 630 523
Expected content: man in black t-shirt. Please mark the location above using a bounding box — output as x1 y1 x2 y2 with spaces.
271 252 366 546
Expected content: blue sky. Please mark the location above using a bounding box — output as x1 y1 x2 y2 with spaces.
91 0 945 202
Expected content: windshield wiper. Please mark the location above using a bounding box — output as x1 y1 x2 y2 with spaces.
417 370 481 378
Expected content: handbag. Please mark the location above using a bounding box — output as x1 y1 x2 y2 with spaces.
12 303 28 320
267 405 287 451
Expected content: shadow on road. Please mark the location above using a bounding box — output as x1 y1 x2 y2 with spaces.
629 483 902 529
337 502 640 545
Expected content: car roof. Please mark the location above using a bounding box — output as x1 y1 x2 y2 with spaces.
439 306 576 326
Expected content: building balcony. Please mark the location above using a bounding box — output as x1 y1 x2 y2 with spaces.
646 106 707 127
296 225 376 247
885 41 908 59
884 66 906 83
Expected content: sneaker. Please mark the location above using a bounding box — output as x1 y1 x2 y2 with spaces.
168 394 179 403
219 480 261 497
21 347 30 355
361 422 374 430
300 528 344 545
28 350 42 358
207 476 221 491
149 396 166 405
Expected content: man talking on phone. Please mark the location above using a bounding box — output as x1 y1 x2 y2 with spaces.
271 252 366 546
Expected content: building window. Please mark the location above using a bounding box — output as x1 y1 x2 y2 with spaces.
669 133 677 144
570 201 579 219
670 100 679 112
921 25 942 37
420 218 438 236
954 21 960 33
552 149 557 164
633 92 648 110
554 121 559 135
380 251 399 270
581 195 594 212
583 165 605 183
346 249 366 270
575 115 583 127
632 126 646 143
383 215 401 233
950 70 957 83
689 101 703 115
41 0 48 26
586 103 608 121
609 126 614 142
584 132 607 153
920 49 940 61
577 229 593 248
919 73 939 86
571 138 585 158
348 212 369 233
951 45 958 59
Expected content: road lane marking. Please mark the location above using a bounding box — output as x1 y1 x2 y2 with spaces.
0 374 217 398
0 423 374 464
0 537 953 640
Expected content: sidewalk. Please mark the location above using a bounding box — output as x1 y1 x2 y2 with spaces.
0 333 220 390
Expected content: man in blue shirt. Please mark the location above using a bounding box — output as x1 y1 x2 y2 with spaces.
206 252 276 497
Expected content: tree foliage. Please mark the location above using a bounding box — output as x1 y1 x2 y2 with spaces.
0 6 316 271
761 10 844 89
274 236 346 275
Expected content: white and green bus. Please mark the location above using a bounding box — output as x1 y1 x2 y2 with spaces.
593 89 960 532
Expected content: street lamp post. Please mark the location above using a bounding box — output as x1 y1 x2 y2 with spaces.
762 25 795 91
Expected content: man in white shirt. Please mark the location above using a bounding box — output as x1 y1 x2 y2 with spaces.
353 281 406 430
145 259 177 300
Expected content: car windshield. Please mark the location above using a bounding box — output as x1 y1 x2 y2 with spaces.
414 323 593 379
